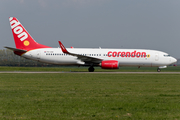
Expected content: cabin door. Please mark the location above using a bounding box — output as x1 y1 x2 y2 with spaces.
155 53 159 61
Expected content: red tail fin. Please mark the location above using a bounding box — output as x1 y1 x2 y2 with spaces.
9 17 51 51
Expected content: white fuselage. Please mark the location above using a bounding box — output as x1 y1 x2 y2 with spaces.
21 48 177 67
8 17 177 71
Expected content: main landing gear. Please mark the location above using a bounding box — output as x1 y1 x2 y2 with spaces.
88 66 95 72
157 68 161 72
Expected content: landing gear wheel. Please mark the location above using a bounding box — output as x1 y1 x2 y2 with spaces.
88 66 95 72
157 68 161 72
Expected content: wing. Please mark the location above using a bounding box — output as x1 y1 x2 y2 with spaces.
58 41 102 64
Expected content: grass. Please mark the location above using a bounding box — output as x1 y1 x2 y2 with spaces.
0 66 179 72
0 73 180 119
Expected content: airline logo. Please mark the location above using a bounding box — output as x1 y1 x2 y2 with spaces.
108 50 150 58
9 17 29 46
24 40 30 46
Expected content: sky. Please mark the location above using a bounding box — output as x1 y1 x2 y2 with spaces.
0 0 180 58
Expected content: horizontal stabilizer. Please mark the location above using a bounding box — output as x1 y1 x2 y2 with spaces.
4 46 27 52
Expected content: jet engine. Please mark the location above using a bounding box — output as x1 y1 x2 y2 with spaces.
101 60 119 69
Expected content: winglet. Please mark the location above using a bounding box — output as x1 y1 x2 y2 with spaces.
58 41 69 54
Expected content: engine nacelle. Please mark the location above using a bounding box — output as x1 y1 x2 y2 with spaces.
101 60 119 69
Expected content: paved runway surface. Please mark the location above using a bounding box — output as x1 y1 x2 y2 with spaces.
0 71 180 74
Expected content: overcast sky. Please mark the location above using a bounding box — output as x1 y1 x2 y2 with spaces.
0 0 180 58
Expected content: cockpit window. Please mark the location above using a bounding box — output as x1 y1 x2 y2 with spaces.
164 54 171 57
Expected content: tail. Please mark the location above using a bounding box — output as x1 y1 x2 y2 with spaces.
9 17 51 51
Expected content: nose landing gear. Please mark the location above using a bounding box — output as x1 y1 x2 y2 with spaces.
157 68 161 72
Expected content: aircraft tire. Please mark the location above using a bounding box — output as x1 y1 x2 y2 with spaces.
157 68 161 72
88 66 95 72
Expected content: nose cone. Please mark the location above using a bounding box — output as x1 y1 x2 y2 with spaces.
171 57 177 64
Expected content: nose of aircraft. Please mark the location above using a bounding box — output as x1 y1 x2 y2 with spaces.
171 57 177 64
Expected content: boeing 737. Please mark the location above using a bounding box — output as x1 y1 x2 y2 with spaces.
5 17 177 72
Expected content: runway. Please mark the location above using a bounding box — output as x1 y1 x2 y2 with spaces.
0 71 180 74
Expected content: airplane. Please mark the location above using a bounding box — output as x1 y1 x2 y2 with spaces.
5 17 177 72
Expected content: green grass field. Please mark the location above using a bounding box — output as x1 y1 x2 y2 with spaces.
0 73 180 119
